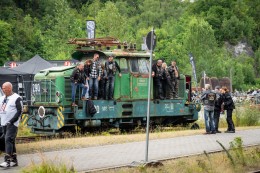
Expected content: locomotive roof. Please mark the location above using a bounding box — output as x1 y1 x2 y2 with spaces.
39 66 75 73
69 37 150 61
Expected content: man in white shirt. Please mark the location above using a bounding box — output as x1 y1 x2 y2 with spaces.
0 82 23 168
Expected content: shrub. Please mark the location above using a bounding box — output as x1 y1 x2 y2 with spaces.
22 160 76 173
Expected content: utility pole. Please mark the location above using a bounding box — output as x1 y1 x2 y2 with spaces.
230 68 233 93
145 28 156 162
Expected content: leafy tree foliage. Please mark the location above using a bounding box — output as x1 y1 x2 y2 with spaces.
0 0 259 89
0 20 12 66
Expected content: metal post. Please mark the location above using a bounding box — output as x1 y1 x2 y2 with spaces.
145 28 154 162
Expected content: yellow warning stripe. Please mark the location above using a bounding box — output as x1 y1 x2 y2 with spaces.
21 114 28 126
57 107 64 129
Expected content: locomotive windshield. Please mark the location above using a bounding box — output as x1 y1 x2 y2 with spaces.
129 58 149 74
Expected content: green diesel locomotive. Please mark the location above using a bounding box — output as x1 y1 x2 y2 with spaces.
22 37 200 134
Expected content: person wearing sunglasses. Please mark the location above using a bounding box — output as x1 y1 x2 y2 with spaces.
0 82 23 168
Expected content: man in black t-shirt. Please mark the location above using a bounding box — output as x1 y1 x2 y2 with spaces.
105 56 121 100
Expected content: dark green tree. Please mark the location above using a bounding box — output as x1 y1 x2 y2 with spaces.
0 20 13 65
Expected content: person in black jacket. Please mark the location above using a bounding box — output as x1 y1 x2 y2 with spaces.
152 60 164 99
98 64 107 100
162 62 175 99
214 86 223 133
84 59 92 99
222 87 235 133
70 63 87 106
168 60 179 98
105 56 121 100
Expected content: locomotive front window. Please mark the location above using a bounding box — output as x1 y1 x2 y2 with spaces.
129 58 149 74
130 59 139 73
138 58 149 74
119 58 128 73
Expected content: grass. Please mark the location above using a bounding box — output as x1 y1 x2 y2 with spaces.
13 126 259 155
22 154 76 173
21 142 260 173
17 123 36 137
96 144 260 173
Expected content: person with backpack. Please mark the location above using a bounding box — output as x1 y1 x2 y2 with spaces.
105 56 121 100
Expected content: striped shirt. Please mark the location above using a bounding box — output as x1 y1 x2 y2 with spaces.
89 60 102 78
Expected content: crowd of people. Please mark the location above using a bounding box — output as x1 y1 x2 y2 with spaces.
152 59 179 100
201 84 235 134
70 56 180 105
70 53 121 106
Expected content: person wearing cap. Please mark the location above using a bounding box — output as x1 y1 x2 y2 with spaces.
214 86 223 133
105 56 121 100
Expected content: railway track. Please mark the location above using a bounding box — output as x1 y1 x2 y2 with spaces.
16 135 52 144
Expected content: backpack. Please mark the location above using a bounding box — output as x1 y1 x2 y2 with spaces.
85 100 97 116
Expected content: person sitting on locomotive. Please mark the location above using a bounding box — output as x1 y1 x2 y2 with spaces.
105 56 121 100
152 59 164 100
70 62 88 106
201 84 216 134
89 53 102 100
98 63 107 100
84 59 92 100
161 62 175 99
168 60 179 98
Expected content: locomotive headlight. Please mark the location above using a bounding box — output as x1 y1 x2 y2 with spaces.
55 91 62 103
56 91 61 97
38 106 45 118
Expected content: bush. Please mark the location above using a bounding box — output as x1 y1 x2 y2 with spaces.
234 105 260 126
22 159 76 173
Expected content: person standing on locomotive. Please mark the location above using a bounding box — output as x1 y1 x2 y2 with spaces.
98 64 107 100
161 62 174 99
201 84 216 134
70 63 87 106
105 56 121 100
0 82 22 168
214 86 223 133
168 60 179 98
84 59 92 100
222 87 235 133
89 53 102 100
152 60 164 100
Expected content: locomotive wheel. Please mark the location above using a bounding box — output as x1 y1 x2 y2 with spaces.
190 123 200 130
